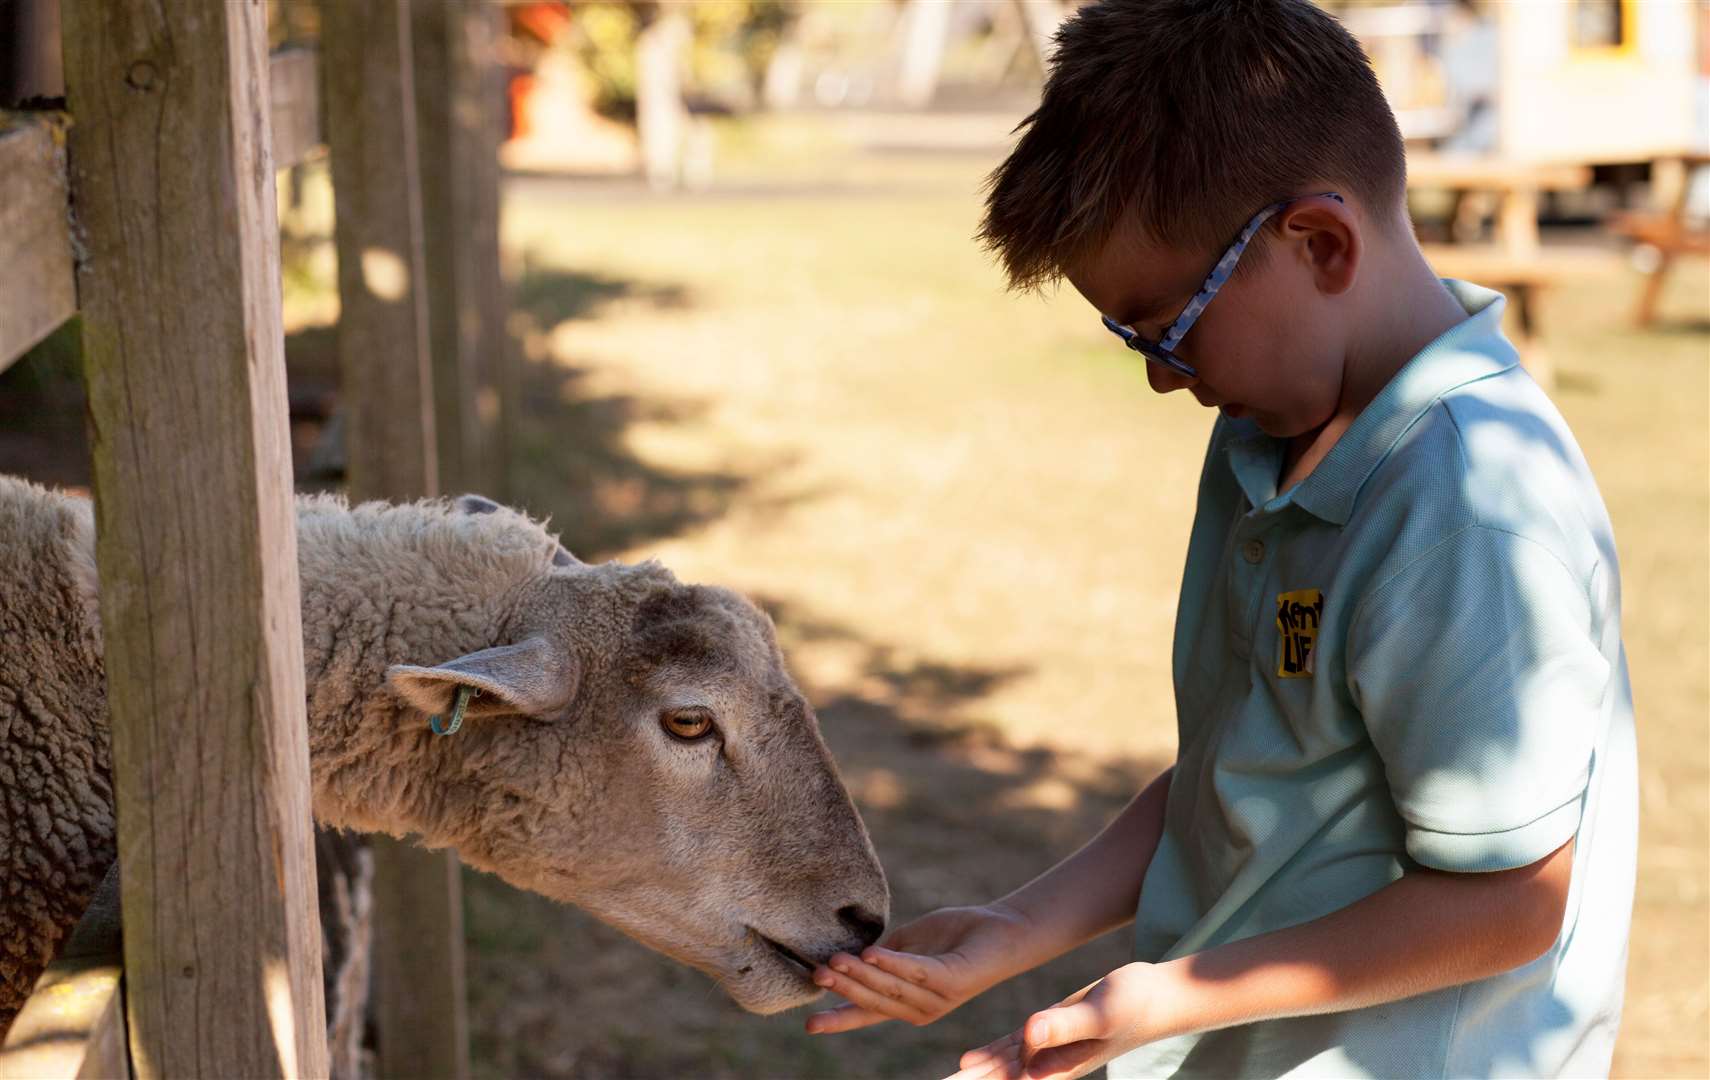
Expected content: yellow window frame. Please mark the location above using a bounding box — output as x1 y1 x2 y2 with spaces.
1569 0 1640 60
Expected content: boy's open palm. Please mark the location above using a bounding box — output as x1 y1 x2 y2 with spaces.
805 904 1031 1034
944 963 1162 1080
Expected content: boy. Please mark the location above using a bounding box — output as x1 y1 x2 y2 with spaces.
803 2 1637 1077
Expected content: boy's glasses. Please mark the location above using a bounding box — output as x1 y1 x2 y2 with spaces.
1101 192 1345 380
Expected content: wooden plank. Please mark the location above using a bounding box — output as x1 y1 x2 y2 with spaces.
58 0 329 1075
412 0 480 495
0 958 126 1080
1406 153 1592 191
0 114 76 374
1609 211 1710 254
371 838 470 1080
412 0 509 497
2 48 322 374
322 0 438 501
0 867 127 1080
269 46 321 170
1421 244 1617 283
322 4 469 1078
466 16 512 503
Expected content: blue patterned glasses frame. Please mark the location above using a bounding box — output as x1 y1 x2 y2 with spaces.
1101 192 1345 379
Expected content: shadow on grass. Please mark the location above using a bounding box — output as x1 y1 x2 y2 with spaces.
276 265 750 557
508 361 751 559
462 593 1166 1080
504 266 765 560
513 264 691 333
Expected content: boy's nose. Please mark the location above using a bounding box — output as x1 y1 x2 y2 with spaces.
1147 365 1197 394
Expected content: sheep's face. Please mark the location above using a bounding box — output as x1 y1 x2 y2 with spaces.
388 571 889 1015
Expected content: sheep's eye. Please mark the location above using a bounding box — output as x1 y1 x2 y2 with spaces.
660 707 716 742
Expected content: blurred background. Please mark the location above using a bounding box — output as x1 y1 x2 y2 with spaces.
2 1 1706 1076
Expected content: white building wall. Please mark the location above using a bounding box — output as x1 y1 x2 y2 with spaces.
1497 0 1698 163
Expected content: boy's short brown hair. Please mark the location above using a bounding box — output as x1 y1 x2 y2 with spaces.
980 0 1407 291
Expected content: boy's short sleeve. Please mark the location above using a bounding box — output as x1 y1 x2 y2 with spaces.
1346 525 1608 873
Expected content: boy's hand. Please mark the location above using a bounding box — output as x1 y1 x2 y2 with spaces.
945 963 1164 1080
805 903 1032 1034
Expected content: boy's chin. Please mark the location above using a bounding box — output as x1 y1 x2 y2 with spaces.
1245 409 1329 441
1223 403 1288 434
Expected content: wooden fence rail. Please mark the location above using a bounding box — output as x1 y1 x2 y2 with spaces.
0 46 323 374
0 870 125 1080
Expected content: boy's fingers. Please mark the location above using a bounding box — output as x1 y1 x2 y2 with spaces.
958 1030 1022 1069
944 1054 1022 1080
813 964 933 1025
830 954 946 1014
1022 1040 1104 1080
863 945 939 986
804 1002 888 1035
944 1039 1024 1080
1024 1001 1106 1051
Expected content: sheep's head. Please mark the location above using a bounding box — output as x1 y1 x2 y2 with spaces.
384 527 888 1015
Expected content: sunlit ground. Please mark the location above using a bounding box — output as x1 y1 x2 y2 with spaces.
438 110 1710 1079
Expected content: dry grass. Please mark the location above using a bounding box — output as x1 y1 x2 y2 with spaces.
468 112 1709 1079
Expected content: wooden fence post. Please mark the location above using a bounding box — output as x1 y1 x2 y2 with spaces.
321 0 437 499
59 0 329 1075
412 0 509 498
320 2 471 1077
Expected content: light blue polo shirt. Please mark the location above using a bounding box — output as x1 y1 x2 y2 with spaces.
1111 282 1638 1079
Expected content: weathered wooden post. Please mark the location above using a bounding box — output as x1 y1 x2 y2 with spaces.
58 0 329 1074
412 0 510 498
320 1 471 1077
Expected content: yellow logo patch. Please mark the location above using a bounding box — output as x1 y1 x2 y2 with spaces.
1276 589 1324 678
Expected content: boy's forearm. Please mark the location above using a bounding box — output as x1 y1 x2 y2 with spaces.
996 766 1173 972
1143 839 1574 1042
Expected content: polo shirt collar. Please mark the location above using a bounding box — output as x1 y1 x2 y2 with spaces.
1238 280 1520 525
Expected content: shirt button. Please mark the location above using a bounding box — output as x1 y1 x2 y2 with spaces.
1242 539 1265 564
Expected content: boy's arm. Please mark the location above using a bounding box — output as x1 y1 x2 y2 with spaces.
953 837 1575 1080
806 765 1173 1033
995 761 1175 968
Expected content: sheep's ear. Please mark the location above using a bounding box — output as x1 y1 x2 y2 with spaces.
456 492 578 568
454 494 503 515
386 637 579 721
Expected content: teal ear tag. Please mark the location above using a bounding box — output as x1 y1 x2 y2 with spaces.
429 686 476 736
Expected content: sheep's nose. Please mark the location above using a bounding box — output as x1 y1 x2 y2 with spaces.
838 905 886 950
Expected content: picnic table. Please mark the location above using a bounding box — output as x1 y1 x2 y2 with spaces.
1407 152 1615 389
1407 152 1593 256
1607 151 1710 327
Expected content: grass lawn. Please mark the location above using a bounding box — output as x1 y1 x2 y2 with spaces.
457 112 1709 1079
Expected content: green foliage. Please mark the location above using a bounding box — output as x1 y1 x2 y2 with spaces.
574 3 643 118
570 0 797 120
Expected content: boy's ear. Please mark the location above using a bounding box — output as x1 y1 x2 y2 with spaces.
386 637 580 721
1281 195 1360 296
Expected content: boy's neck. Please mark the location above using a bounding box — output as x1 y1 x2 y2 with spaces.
1281 245 1468 491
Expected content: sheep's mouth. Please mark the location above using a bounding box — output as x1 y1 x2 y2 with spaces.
753 931 817 979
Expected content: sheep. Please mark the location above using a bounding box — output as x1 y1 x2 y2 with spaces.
0 476 889 1040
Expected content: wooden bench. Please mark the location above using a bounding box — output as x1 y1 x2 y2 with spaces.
1408 153 1593 257
1421 244 1617 389
1607 152 1710 327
